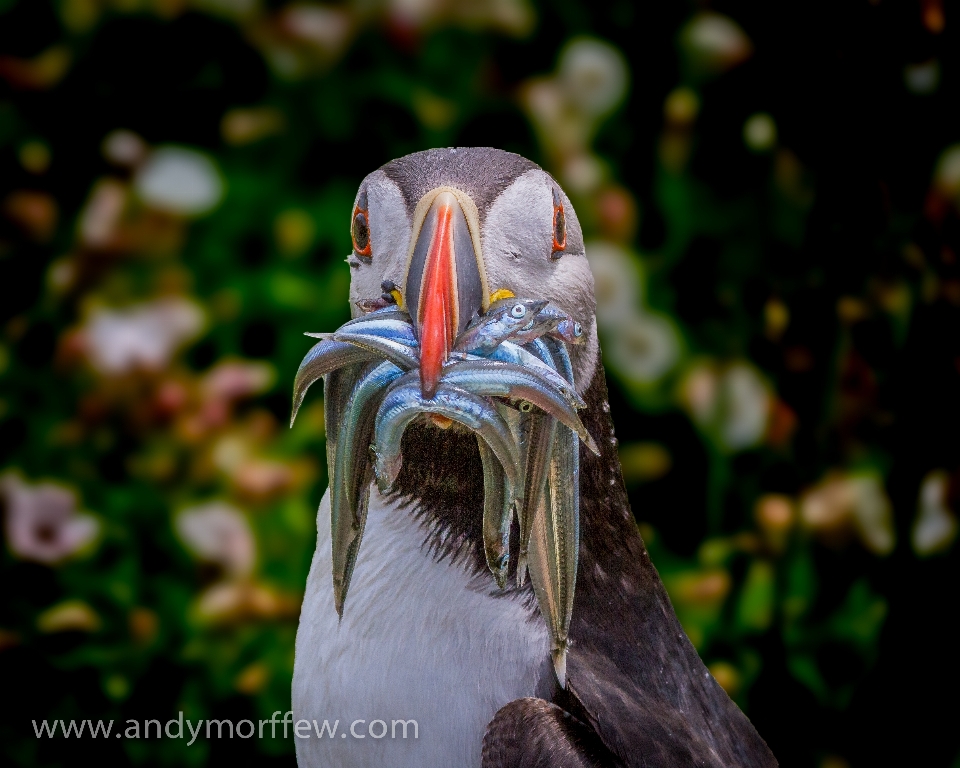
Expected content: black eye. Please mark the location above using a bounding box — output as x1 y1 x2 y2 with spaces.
352 207 371 259
551 188 567 258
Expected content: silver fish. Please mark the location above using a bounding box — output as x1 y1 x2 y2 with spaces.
525 334 580 687
541 336 575 382
516 411 556 587
330 360 405 617
331 331 420 372
439 360 598 455
454 298 548 356
372 378 520 495
291 339 378 426
303 307 412 339
527 421 580 689
477 435 513 589
505 316 562 347
321 363 363 484
341 306 412 327
333 316 417 346
549 317 585 345
306 318 417 351
506 304 567 346
481 341 586 410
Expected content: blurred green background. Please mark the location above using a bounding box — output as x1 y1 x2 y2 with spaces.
2 0 959 766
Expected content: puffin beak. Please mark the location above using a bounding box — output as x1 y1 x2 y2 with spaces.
403 189 485 399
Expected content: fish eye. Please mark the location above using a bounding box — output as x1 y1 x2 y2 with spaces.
511 304 526 319
574 322 583 337
519 401 533 412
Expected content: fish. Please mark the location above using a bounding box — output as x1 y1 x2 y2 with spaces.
438 360 598 455
335 314 417 343
527 421 580 689
331 330 421 372
341 306 412 327
454 298 548 356
330 360 405 617
515 410 556 587
549 317 585 345
540 336 575 382
321 363 363 484
306 318 417 351
479 341 586 410
477 435 513 589
371 377 520 495
304 307 412 339
523 335 580 688
291 339 379 426
505 304 567 346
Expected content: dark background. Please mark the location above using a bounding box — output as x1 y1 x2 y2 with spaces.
2 0 959 766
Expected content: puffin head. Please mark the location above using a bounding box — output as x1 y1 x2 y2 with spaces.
295 148 608 682
347 147 600 397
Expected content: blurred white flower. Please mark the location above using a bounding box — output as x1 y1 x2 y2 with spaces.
79 178 127 248
679 361 771 451
280 4 353 56
101 129 147 168
679 361 718 427
719 363 771 451
175 501 255 578
585 240 642 328
558 38 629 118
134 146 224 216
743 113 777 153
82 297 205 375
201 360 275 403
1 473 99 565
680 12 752 73
912 470 957 556
605 313 681 385
801 472 895 556
849 475 896 556
933 145 960 202
559 152 605 196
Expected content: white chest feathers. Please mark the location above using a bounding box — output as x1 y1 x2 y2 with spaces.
293 488 552 768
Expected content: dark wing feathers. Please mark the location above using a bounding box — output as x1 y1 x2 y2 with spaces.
482 698 621 768
553 365 777 768
479 363 777 768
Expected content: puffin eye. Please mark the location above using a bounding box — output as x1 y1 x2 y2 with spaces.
574 322 583 337
351 197 372 260
551 188 567 259
511 304 526 319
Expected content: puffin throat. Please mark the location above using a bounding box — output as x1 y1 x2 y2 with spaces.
390 422 491 571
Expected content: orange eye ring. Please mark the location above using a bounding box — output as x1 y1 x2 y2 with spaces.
352 190 372 259
551 202 567 255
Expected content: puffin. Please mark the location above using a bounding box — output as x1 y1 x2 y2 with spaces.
291 147 777 768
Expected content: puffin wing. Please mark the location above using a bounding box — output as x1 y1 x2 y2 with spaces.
481 698 621 768
554 368 778 768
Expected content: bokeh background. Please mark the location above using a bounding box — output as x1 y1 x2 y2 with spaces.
2 0 959 766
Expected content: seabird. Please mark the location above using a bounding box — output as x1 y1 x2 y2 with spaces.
291 147 777 767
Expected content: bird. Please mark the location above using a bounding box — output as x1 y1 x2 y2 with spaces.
291 147 778 768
